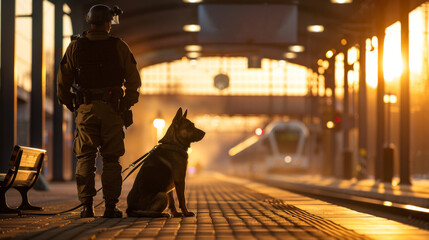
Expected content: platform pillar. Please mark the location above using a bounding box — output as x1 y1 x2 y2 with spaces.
30 0 45 149
0 0 17 172
357 37 368 179
375 0 386 181
52 0 64 181
399 0 411 185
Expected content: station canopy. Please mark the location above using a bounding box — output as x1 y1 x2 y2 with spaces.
72 0 376 69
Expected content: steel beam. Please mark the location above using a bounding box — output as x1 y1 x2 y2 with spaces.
0 0 17 172
375 0 386 181
399 0 411 185
52 0 64 181
357 37 368 179
30 0 45 149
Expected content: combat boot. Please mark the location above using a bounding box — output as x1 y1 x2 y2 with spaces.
81 203 94 218
103 204 123 218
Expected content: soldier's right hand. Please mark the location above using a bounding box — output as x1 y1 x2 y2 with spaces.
119 98 130 113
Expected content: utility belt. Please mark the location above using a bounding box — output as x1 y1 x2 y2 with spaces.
74 87 121 109
72 86 133 128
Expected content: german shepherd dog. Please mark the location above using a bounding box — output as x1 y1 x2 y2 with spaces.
126 108 205 217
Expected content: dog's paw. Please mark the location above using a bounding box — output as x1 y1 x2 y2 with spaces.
183 211 195 217
161 212 172 218
171 212 183 217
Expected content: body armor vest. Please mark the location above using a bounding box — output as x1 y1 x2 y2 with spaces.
74 36 124 89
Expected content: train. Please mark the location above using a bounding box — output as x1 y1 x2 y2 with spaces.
228 120 310 178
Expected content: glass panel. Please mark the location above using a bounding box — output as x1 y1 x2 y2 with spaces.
274 128 300 154
44 0 55 99
141 57 311 96
410 2 429 178
63 6 73 55
16 0 33 91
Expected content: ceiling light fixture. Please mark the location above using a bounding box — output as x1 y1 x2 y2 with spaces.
288 45 305 53
326 49 335 58
183 0 203 3
307 25 324 33
183 24 201 32
284 52 297 59
187 52 201 58
185 45 202 52
330 0 353 3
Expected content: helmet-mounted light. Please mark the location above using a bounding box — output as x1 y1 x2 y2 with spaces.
86 4 123 25
111 5 123 25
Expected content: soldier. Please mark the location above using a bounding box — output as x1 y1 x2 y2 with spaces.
57 4 141 218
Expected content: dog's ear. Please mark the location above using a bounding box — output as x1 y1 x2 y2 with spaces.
173 108 183 124
183 109 187 119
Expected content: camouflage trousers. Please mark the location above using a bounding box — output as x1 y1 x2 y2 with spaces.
73 101 125 206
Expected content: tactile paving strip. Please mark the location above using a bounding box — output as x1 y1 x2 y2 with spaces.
186 177 372 240
265 199 371 240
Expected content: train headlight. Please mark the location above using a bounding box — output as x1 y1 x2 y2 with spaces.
284 156 292 163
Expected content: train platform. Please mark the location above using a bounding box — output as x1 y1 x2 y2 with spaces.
264 174 429 211
1 173 429 240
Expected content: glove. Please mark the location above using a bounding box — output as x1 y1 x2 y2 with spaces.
119 98 131 113
65 103 74 112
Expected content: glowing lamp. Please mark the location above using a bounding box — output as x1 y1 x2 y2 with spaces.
185 45 202 51
187 52 201 58
384 94 397 104
326 50 335 59
325 88 333 97
153 119 165 129
183 24 201 32
288 45 305 53
284 156 292 163
284 52 297 59
307 25 324 33
330 0 352 3
255 128 263 136
183 0 202 3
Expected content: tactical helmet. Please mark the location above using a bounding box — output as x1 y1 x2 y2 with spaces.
86 5 123 25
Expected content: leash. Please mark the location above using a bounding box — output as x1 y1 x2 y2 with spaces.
18 145 159 216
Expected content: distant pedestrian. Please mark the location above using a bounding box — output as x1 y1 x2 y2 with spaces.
57 4 141 218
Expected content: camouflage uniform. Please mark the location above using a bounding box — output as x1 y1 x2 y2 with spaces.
57 30 141 206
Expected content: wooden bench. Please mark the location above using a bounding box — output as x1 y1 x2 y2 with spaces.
0 145 46 213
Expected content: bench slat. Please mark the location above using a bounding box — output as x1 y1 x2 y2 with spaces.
0 174 5 182
12 170 37 187
19 152 41 168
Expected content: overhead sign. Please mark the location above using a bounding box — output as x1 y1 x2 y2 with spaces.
214 73 230 90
